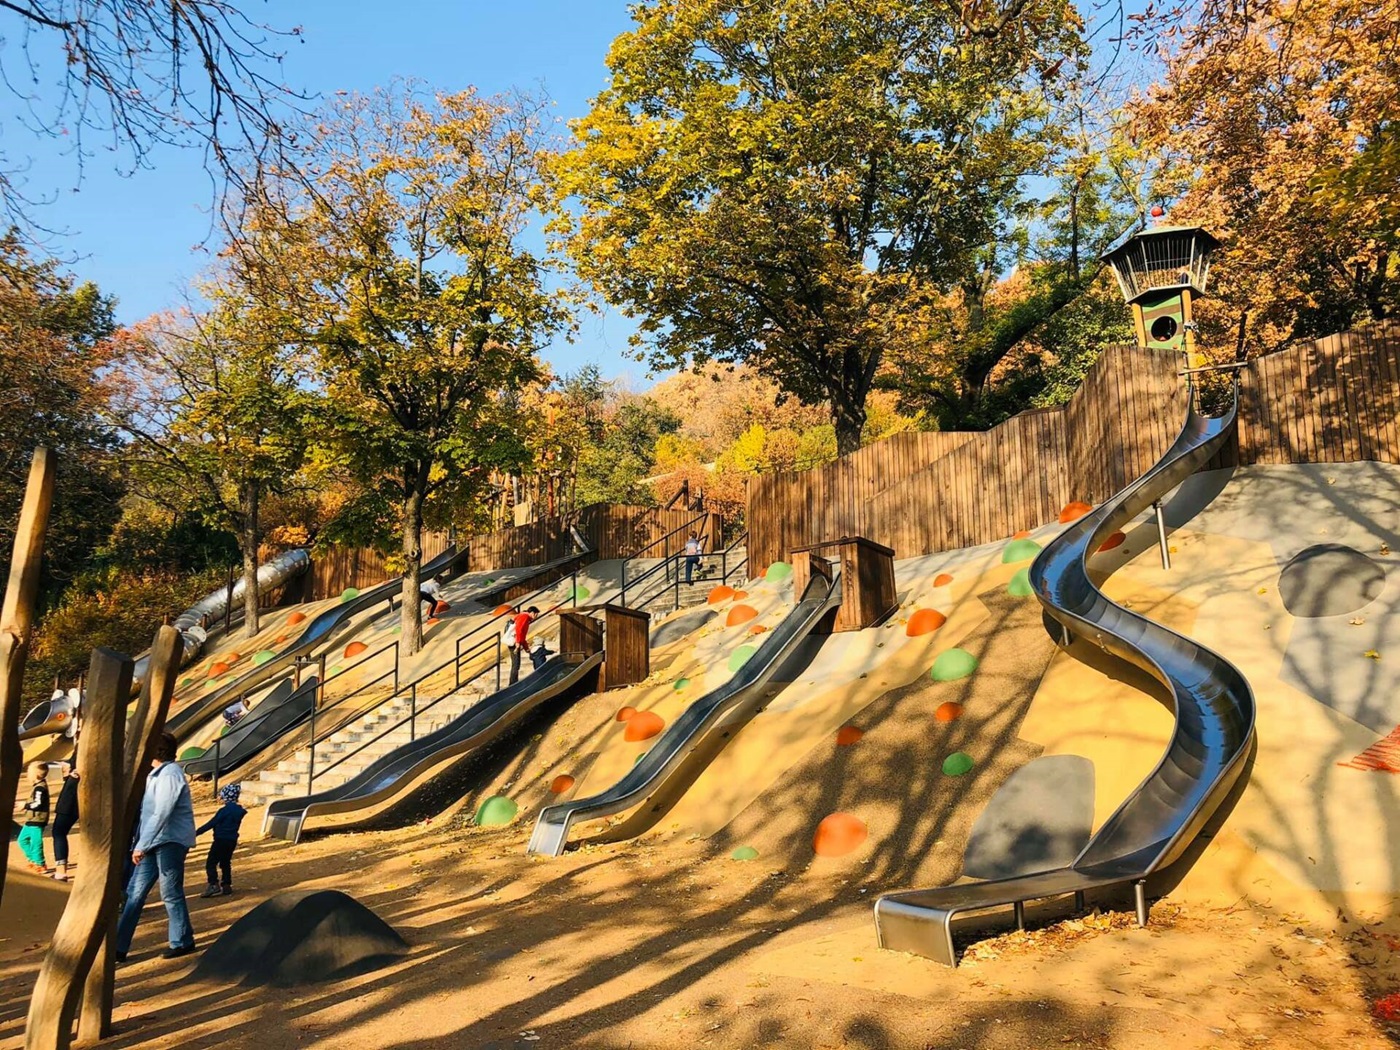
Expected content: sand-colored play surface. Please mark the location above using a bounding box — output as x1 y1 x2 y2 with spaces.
9 462 1400 1048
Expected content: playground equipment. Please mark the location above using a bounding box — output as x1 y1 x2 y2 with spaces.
527 566 844 856
165 545 468 741
181 677 317 780
1101 222 1220 360
263 651 603 843
873 384 1255 965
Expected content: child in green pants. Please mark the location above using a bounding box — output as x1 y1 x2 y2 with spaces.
18 762 50 872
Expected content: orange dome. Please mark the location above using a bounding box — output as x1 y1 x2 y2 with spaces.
906 609 947 636
726 604 759 627
748 624 768 635
732 590 748 601
935 702 963 723
616 706 637 722
425 617 440 627
624 710 665 742
1013 529 1031 539
344 641 368 659
836 725 864 746
225 652 241 664
208 662 230 678
494 603 513 616
708 585 736 604
287 612 307 626
933 573 954 587
1060 501 1093 523
814 813 868 857
549 774 575 794
1098 531 1127 552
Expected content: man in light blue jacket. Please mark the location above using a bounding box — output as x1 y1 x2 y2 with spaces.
115 732 198 960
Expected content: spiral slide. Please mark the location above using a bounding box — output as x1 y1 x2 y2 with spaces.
527 568 843 857
873 389 1256 966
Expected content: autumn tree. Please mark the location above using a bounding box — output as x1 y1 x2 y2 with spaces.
0 0 304 231
1131 0 1400 348
554 0 1084 455
0 233 123 597
110 302 315 637
231 86 568 654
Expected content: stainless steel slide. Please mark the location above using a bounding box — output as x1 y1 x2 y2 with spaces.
262 651 604 844
874 386 1256 965
181 676 319 779
527 569 843 857
166 546 468 742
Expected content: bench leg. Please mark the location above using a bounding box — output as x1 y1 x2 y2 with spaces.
1014 901 1026 931
1134 881 1149 927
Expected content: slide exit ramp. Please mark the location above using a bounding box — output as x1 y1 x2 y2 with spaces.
527 569 843 857
874 386 1256 966
263 651 603 844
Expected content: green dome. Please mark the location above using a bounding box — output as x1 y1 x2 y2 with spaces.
571 584 591 603
1007 568 1033 597
728 645 758 673
1002 538 1042 564
942 752 975 776
931 648 978 682
178 746 206 762
474 795 519 827
673 677 691 690
253 649 277 666
765 562 793 581
340 586 360 602
731 845 759 861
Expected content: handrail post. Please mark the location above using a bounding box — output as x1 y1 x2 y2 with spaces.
410 684 417 742
318 654 327 704
307 703 316 797
494 635 501 692
393 640 399 692
212 735 221 795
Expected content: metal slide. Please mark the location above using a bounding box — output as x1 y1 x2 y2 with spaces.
166 546 468 742
181 676 319 780
262 651 604 843
528 569 843 857
873 387 1256 966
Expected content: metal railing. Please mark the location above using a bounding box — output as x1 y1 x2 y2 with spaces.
620 531 750 616
288 568 583 796
618 511 709 607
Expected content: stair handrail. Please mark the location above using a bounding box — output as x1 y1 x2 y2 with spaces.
619 510 710 605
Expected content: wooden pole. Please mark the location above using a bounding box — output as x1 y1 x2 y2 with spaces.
0 447 56 910
78 625 183 1042
24 647 132 1050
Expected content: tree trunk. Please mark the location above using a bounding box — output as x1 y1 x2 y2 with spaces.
240 480 261 639
400 478 427 656
831 396 867 457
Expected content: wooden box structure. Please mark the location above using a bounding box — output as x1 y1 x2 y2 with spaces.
791 536 897 633
575 603 651 690
558 610 605 660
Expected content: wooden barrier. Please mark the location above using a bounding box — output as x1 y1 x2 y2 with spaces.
0 448 54 910
577 604 651 690
558 611 605 660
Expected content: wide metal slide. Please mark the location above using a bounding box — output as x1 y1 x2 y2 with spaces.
528 569 843 857
874 387 1256 965
263 651 604 843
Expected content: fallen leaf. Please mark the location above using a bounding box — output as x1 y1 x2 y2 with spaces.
1351 617 1366 626
1365 649 1381 660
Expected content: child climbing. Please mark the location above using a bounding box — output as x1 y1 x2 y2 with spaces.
419 573 451 618
51 751 79 882
197 784 247 897
17 762 50 873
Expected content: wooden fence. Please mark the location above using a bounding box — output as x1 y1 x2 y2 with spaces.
747 343 1188 569
465 503 722 572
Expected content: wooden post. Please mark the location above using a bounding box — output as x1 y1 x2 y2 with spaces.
78 626 183 1042
24 647 133 1050
598 605 650 691
832 537 897 633
0 447 55 910
558 611 604 660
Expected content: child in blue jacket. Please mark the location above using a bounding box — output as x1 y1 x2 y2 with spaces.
197 784 247 897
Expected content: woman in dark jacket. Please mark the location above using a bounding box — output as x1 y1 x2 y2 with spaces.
51 751 79 882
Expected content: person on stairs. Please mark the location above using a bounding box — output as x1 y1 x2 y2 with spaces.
51 751 79 881
197 784 247 897
17 762 50 873
115 732 198 962
508 606 540 685
683 531 707 585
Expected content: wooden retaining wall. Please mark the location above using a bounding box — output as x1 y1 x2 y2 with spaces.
466 504 721 573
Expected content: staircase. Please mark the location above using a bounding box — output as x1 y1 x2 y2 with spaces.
239 677 494 807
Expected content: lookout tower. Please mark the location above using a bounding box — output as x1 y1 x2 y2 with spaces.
1101 217 1220 362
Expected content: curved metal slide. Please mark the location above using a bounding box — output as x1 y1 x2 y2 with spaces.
874 388 1256 965
262 651 604 843
528 569 843 857
166 546 468 742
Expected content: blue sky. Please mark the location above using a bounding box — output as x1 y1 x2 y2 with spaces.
12 1 646 382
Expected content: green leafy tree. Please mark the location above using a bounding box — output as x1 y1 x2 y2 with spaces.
554 0 1083 454
230 85 569 654
111 304 316 637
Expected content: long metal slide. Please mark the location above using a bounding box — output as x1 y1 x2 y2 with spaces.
874 387 1256 965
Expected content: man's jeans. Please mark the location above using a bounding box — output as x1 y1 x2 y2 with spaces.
116 843 195 953
684 555 699 584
